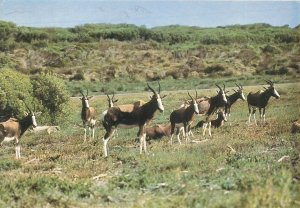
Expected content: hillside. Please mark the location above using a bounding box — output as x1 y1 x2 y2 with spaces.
0 21 299 84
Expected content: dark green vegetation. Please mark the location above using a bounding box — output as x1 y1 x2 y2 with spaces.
0 21 299 89
0 70 71 124
0 82 299 207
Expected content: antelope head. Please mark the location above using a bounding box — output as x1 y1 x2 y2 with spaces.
147 81 166 113
264 80 280 99
80 89 93 108
216 84 228 104
233 83 246 101
187 91 199 114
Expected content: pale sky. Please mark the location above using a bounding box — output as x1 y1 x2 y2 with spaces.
0 0 299 28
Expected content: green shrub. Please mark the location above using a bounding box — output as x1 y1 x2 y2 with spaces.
0 69 35 118
31 73 71 125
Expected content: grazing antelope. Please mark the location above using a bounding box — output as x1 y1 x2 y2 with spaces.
198 84 228 137
193 110 227 129
247 80 280 125
80 89 96 141
225 84 246 123
146 124 171 140
102 82 166 157
170 91 199 145
0 102 39 159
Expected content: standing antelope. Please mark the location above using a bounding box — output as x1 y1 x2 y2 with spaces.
198 84 228 137
102 82 166 157
170 92 199 144
0 102 40 159
80 89 96 141
247 80 280 125
225 84 246 123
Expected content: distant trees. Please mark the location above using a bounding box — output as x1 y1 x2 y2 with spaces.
1 21 298 46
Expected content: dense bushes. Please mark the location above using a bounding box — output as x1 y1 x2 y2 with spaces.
31 73 71 125
0 69 71 125
0 21 298 46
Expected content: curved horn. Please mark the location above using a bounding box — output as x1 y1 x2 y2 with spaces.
235 83 241 89
86 88 89 96
80 90 85 97
188 91 193 100
112 92 115 100
106 93 110 99
158 81 161 94
264 79 272 86
147 83 156 94
223 84 225 90
268 80 274 86
195 90 198 99
22 100 31 112
216 84 222 91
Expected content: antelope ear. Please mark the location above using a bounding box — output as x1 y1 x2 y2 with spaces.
79 97 83 100
226 90 230 93
24 111 29 116
187 101 192 105
149 95 153 99
233 89 237 92
216 90 219 94
113 99 118 103
161 95 167 99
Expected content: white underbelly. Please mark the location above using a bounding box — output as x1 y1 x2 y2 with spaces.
175 123 184 128
118 124 138 129
2 137 16 143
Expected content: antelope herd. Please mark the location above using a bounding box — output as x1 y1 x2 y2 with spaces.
0 80 285 159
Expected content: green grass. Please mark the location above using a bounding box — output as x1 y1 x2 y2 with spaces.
0 82 299 207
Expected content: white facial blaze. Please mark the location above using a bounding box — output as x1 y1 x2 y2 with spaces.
157 96 164 111
222 91 227 103
241 92 246 101
32 115 37 127
85 99 90 108
274 89 280 98
194 103 199 114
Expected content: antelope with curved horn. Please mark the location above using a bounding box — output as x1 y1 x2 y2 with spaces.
102 82 166 157
198 84 228 137
247 80 280 125
80 89 96 141
0 100 40 159
224 83 246 123
106 93 118 108
170 91 199 144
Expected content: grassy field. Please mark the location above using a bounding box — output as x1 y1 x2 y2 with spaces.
0 81 299 207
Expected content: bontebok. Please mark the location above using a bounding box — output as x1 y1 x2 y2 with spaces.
0 101 40 159
102 82 166 157
247 80 280 125
80 89 96 141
